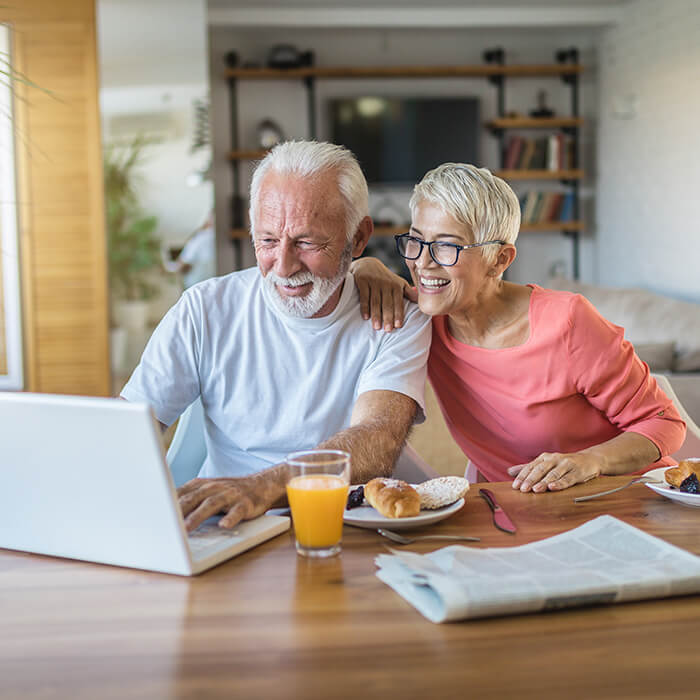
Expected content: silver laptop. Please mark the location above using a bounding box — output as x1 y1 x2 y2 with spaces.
0 392 290 575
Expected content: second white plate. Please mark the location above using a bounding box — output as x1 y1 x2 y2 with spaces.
644 466 700 508
343 498 465 530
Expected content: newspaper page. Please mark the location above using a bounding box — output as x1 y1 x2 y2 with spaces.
375 515 700 623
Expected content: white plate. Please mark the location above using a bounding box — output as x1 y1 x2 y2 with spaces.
644 466 700 508
343 498 465 530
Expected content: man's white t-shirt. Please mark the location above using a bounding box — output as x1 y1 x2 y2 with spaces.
121 267 431 477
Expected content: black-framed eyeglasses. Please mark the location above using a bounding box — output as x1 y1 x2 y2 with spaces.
394 233 506 267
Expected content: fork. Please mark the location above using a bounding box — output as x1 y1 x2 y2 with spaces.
573 476 663 503
377 528 480 544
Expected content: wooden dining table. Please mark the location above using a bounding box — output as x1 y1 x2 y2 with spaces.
2 476 700 699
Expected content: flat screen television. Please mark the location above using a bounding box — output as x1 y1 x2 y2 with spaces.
328 96 480 185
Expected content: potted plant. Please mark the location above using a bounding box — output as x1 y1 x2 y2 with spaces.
103 135 161 332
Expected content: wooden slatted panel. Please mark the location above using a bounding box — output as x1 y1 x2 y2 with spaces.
6 1 110 395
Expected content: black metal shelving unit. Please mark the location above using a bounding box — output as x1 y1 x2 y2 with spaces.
224 52 584 277
484 46 583 279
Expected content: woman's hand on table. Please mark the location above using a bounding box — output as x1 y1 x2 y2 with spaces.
351 257 417 331
507 452 603 493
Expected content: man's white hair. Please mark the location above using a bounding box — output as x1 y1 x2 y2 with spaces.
249 140 369 243
409 163 520 264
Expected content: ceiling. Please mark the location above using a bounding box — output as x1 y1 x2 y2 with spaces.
207 0 630 27
208 0 627 8
98 0 630 88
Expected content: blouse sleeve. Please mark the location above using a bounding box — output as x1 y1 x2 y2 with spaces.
567 294 686 458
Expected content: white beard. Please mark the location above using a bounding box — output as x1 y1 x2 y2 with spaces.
263 245 352 318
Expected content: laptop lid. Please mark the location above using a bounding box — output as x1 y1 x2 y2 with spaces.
0 393 289 576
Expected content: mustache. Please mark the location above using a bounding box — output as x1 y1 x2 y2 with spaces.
265 271 316 287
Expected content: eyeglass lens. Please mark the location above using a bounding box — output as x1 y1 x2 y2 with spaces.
398 237 459 265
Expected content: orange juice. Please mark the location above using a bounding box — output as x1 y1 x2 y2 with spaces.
286 474 349 548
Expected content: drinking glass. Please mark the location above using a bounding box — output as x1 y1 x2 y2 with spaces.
285 449 351 558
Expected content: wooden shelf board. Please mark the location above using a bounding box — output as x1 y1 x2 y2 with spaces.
520 221 583 232
495 169 584 180
488 117 583 129
225 64 583 80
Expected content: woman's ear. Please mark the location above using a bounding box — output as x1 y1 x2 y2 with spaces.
490 244 517 277
351 216 374 257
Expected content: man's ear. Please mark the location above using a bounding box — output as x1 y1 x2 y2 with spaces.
489 244 517 277
351 216 373 258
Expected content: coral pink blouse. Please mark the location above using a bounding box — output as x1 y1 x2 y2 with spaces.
428 285 686 482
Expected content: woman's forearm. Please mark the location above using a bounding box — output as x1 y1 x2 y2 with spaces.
580 431 662 475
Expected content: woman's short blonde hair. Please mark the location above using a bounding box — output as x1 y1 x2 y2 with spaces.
409 163 520 264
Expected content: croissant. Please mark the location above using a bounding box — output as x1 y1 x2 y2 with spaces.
365 477 420 518
665 459 700 488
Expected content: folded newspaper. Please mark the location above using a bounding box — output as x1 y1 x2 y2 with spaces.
375 515 700 623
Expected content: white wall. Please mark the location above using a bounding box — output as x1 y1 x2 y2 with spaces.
596 0 700 302
209 25 600 283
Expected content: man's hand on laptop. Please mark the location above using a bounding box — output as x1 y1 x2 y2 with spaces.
177 466 288 532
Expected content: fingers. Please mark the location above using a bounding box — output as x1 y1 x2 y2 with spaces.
511 453 572 493
183 492 230 532
381 287 398 331
176 478 204 498
179 480 223 517
392 286 406 329
218 502 250 529
369 286 382 330
405 285 418 303
510 453 597 493
357 279 371 322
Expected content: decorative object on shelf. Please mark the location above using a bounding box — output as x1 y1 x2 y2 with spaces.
266 44 314 69
224 51 238 68
556 47 579 65
530 90 555 118
256 118 285 149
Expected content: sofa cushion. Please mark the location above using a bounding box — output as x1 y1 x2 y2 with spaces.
633 342 676 372
548 277 700 372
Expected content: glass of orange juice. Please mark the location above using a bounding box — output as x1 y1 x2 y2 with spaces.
285 449 351 558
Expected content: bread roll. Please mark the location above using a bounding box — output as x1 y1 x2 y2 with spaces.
414 476 470 510
665 459 700 488
365 478 420 518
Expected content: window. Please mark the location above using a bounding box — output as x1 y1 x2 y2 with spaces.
0 23 23 389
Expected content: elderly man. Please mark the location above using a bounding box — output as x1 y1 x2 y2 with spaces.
121 141 430 531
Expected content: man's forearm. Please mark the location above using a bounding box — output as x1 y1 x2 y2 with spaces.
317 417 410 484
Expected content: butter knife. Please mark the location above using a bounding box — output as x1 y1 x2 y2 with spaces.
479 488 517 534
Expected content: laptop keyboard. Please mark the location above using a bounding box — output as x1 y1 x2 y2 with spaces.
187 523 243 555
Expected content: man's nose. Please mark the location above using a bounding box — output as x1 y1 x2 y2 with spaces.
273 239 302 278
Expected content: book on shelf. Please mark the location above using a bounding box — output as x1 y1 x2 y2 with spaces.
519 190 574 224
503 134 574 171
559 191 576 221
518 139 537 170
503 136 523 169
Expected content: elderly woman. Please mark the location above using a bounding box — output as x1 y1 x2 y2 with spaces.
353 163 685 492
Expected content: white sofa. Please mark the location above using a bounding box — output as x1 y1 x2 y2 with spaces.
548 276 700 423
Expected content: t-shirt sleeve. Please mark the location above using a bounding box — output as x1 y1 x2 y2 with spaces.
120 292 202 426
567 294 686 458
356 301 431 423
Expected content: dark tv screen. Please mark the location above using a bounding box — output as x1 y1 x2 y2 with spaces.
329 96 480 185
